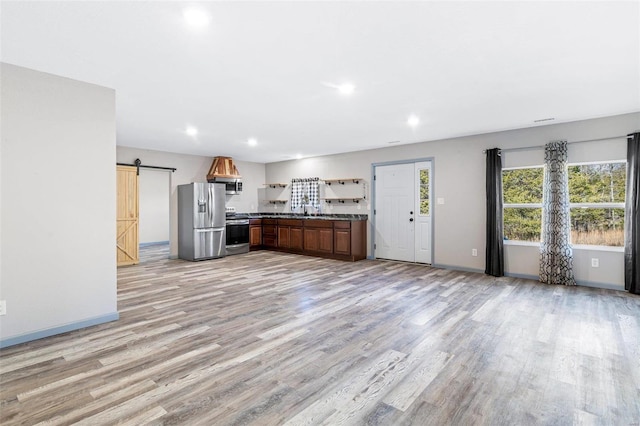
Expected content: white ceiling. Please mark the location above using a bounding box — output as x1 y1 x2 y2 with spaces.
2 1 639 164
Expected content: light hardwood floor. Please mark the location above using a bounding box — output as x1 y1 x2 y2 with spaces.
1 246 639 425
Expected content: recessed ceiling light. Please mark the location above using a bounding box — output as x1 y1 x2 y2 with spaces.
295 154 303 160
322 82 355 95
248 138 257 147
183 8 210 28
185 126 198 137
337 83 355 95
407 114 420 128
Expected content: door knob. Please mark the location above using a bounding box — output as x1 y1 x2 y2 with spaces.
410 211 414 215
409 218 414 222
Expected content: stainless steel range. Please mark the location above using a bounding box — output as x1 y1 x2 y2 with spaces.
225 207 250 255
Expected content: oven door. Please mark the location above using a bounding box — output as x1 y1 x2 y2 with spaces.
226 220 250 255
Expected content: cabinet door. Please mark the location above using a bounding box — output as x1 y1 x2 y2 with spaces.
278 226 290 248
334 229 351 255
318 228 333 253
290 227 304 251
250 226 262 247
304 228 319 251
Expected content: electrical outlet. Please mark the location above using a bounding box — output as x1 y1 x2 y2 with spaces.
437 198 445 205
472 249 478 257
591 258 599 268
0 300 6 316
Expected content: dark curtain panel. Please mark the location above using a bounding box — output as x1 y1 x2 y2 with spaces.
625 132 640 294
540 141 576 285
485 148 504 277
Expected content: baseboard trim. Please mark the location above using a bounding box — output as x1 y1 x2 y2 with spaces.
0 312 120 349
139 241 169 247
431 263 485 274
575 280 624 291
505 272 539 281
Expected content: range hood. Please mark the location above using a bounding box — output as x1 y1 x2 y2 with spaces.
207 156 242 194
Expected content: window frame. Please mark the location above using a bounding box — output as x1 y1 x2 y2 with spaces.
567 160 625 249
502 160 626 250
502 165 544 245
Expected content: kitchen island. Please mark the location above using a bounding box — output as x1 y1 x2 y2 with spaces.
247 213 368 261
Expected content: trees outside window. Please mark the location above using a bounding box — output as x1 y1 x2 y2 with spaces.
502 161 625 247
503 167 543 242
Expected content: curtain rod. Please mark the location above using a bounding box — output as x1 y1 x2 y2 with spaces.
482 134 628 154
117 158 176 175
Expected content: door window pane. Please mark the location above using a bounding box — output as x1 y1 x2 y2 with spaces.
419 169 429 215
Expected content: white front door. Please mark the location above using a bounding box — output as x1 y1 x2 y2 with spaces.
374 163 415 262
374 161 432 264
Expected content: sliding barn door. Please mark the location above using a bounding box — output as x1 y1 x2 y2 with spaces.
116 165 139 266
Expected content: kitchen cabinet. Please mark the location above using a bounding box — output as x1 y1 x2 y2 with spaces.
303 220 333 253
334 221 351 255
262 219 278 248
249 219 262 249
277 219 303 251
256 217 366 261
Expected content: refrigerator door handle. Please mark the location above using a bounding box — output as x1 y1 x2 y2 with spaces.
208 185 214 227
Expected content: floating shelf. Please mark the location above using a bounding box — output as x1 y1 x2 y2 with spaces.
321 197 366 204
265 200 287 204
264 183 288 188
324 178 363 185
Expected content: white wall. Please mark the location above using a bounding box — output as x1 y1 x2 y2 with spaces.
139 169 170 244
266 112 640 290
116 147 266 257
0 63 117 346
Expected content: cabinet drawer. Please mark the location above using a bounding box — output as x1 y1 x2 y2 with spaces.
249 218 262 225
263 236 277 247
303 219 333 228
262 219 277 225
278 219 303 227
263 225 277 235
334 221 351 229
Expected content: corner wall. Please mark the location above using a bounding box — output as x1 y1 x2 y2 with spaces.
265 112 639 290
0 63 117 346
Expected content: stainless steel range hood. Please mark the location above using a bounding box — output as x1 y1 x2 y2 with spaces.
207 156 243 194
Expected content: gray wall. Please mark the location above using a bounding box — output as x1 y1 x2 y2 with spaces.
0 63 117 346
116 147 266 258
265 112 639 290
139 169 170 244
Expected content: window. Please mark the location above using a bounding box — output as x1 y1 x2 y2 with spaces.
503 167 543 242
419 168 430 215
502 161 626 247
568 162 625 246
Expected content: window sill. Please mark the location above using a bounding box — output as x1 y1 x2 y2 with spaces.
504 240 624 253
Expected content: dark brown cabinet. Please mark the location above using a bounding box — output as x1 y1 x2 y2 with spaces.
249 219 262 249
262 219 278 248
303 220 333 253
334 221 351 255
257 217 366 261
277 219 303 251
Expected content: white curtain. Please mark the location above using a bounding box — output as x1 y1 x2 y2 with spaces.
539 141 576 285
291 177 320 210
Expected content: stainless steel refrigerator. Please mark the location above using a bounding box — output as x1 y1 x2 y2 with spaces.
178 183 226 261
